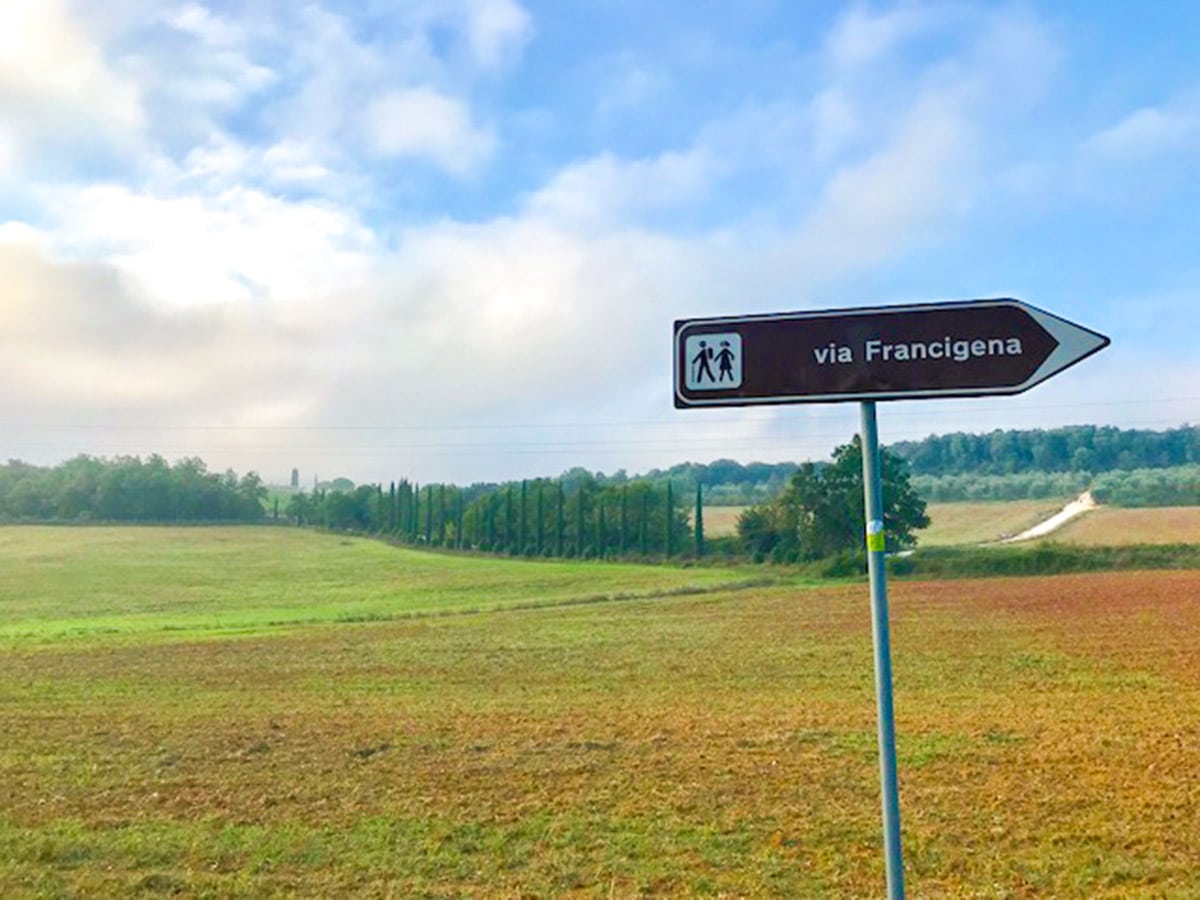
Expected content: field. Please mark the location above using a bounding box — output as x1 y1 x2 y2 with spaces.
705 500 1072 545
4 528 1200 896
707 500 1200 549
916 500 1069 546
0 526 764 641
700 505 746 538
1048 506 1200 546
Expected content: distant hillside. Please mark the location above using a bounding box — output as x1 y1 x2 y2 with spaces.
888 425 1200 477
634 425 1200 506
628 460 797 505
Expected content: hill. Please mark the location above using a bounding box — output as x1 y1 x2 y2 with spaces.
637 425 1200 507
888 424 1200 477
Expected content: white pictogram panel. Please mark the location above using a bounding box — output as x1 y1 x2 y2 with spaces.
684 333 742 390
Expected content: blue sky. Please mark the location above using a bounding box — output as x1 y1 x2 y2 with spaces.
2 1 1198 484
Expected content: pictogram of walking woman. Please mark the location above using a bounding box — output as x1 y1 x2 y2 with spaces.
715 340 736 382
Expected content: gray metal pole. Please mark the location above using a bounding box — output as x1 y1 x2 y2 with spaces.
859 400 905 899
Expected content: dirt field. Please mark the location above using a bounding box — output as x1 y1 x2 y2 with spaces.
699 504 746 538
3 528 1199 896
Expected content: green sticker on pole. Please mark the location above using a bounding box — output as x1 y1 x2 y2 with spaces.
866 519 886 553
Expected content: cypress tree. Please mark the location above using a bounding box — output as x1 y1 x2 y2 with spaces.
389 482 397 532
575 488 585 558
519 480 528 554
437 483 447 545
665 481 674 558
694 482 705 557
424 485 434 544
411 482 420 542
619 485 628 554
402 481 411 541
535 481 545 556
597 496 607 559
639 488 649 555
556 481 565 557
405 485 412 539
505 485 515 553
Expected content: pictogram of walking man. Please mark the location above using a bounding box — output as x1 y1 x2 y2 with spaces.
691 340 717 384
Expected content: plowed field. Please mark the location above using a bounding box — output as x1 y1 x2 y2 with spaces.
2 529 1199 896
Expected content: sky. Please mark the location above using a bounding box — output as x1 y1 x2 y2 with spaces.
2 0 1198 486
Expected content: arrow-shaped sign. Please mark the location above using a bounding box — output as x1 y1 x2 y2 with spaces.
674 298 1109 408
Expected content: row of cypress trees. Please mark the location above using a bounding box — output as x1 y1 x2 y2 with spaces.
290 476 709 560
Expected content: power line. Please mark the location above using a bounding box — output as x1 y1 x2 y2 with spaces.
3 418 1194 456
0 397 1195 433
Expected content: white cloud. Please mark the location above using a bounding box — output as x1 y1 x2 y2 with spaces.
43 183 377 308
463 0 533 68
0 240 253 410
825 5 940 72
4 2 1039 467
810 89 860 163
183 134 333 188
594 62 669 122
810 4 1056 167
0 0 143 166
525 149 720 229
364 87 496 175
164 3 244 47
3 2 1193 484
115 3 276 152
793 92 973 271
260 140 334 184
1084 105 1198 161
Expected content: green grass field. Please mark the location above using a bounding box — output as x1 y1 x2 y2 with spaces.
0 526 766 641
3 527 1200 896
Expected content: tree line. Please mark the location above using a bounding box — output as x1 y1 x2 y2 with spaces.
911 462 1200 505
286 473 706 560
910 470 1094 502
1091 465 1200 507
629 460 797 505
889 425 1200 477
0 455 267 522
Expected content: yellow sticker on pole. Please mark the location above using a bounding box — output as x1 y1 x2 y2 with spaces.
866 519 886 553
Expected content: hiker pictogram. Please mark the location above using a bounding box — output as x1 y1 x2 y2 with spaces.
691 340 716 383
683 332 741 391
716 340 736 381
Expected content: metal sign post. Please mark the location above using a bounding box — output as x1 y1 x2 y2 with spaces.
672 298 1109 897
860 400 904 899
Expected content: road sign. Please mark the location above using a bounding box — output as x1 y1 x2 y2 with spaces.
674 298 1109 408
672 296 1109 899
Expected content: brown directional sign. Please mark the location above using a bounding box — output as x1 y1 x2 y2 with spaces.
674 298 1109 408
